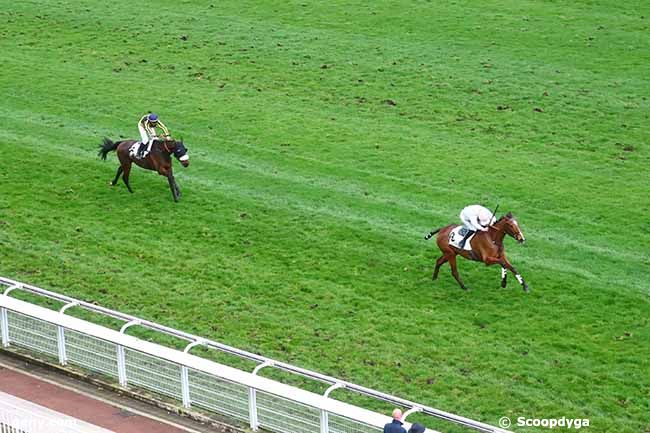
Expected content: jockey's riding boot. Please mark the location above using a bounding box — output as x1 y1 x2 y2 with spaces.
459 230 474 249
137 143 146 158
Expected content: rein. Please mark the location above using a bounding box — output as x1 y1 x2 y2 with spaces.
488 218 508 244
490 218 506 232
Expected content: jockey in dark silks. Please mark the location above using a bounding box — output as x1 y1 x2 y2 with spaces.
137 113 170 157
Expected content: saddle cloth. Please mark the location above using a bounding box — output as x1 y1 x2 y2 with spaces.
449 226 475 251
129 142 149 159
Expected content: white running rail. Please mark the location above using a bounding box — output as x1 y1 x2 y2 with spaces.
0 277 511 433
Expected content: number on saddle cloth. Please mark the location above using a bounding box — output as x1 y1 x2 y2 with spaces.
449 227 474 251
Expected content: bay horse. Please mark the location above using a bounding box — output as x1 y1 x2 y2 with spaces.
98 137 189 202
424 212 529 292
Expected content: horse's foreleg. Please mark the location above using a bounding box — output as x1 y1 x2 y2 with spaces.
111 166 123 186
483 256 502 266
501 259 528 292
501 267 508 288
122 163 134 193
448 255 469 291
432 254 449 280
173 177 181 198
167 174 179 202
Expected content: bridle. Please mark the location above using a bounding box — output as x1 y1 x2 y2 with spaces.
494 216 523 241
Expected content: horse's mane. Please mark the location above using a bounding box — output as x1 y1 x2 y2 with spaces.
497 212 514 222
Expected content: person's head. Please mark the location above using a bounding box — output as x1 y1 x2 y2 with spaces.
147 113 159 125
408 423 426 433
392 408 403 421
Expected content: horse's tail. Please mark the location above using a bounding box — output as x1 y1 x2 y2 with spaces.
98 137 119 160
424 227 441 241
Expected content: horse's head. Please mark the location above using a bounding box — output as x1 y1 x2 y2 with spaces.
161 138 190 167
500 212 526 244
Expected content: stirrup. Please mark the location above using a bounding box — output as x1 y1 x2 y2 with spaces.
459 231 473 249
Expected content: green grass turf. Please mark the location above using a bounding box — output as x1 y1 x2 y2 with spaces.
1 1 649 432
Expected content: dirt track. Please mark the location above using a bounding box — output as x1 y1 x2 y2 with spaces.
0 351 245 433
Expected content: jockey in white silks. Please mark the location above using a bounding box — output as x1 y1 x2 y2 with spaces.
137 113 170 157
458 204 496 248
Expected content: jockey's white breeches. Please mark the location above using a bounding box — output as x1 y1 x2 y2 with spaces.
138 124 149 143
460 210 485 232
138 124 155 151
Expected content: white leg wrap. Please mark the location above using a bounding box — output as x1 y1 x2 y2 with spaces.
501 268 507 279
515 274 524 284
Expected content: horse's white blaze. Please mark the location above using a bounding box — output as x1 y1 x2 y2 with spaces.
179 154 189 161
501 268 507 279
516 274 524 284
513 219 525 241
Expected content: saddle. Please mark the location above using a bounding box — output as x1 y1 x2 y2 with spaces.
449 226 475 251
129 142 149 159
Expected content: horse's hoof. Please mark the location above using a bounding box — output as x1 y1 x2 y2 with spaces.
501 280 507 288
523 285 530 293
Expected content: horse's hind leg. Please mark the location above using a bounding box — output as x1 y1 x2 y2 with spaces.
500 267 508 288
432 254 449 280
111 166 123 186
122 163 134 193
448 255 469 291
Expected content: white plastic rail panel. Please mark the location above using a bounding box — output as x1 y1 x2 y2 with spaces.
0 295 394 430
0 391 116 433
0 277 509 433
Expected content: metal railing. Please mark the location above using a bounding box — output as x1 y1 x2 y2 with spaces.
0 276 511 433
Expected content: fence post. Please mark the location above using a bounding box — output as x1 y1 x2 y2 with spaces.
0 307 9 348
320 410 329 433
248 387 259 431
181 339 206 409
56 302 78 366
402 406 423 430
56 327 67 365
1 284 21 348
181 366 190 408
116 345 127 387
116 319 140 388
321 383 344 433
249 361 273 431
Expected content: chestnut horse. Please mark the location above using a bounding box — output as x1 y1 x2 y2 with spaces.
424 212 529 292
98 137 189 202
